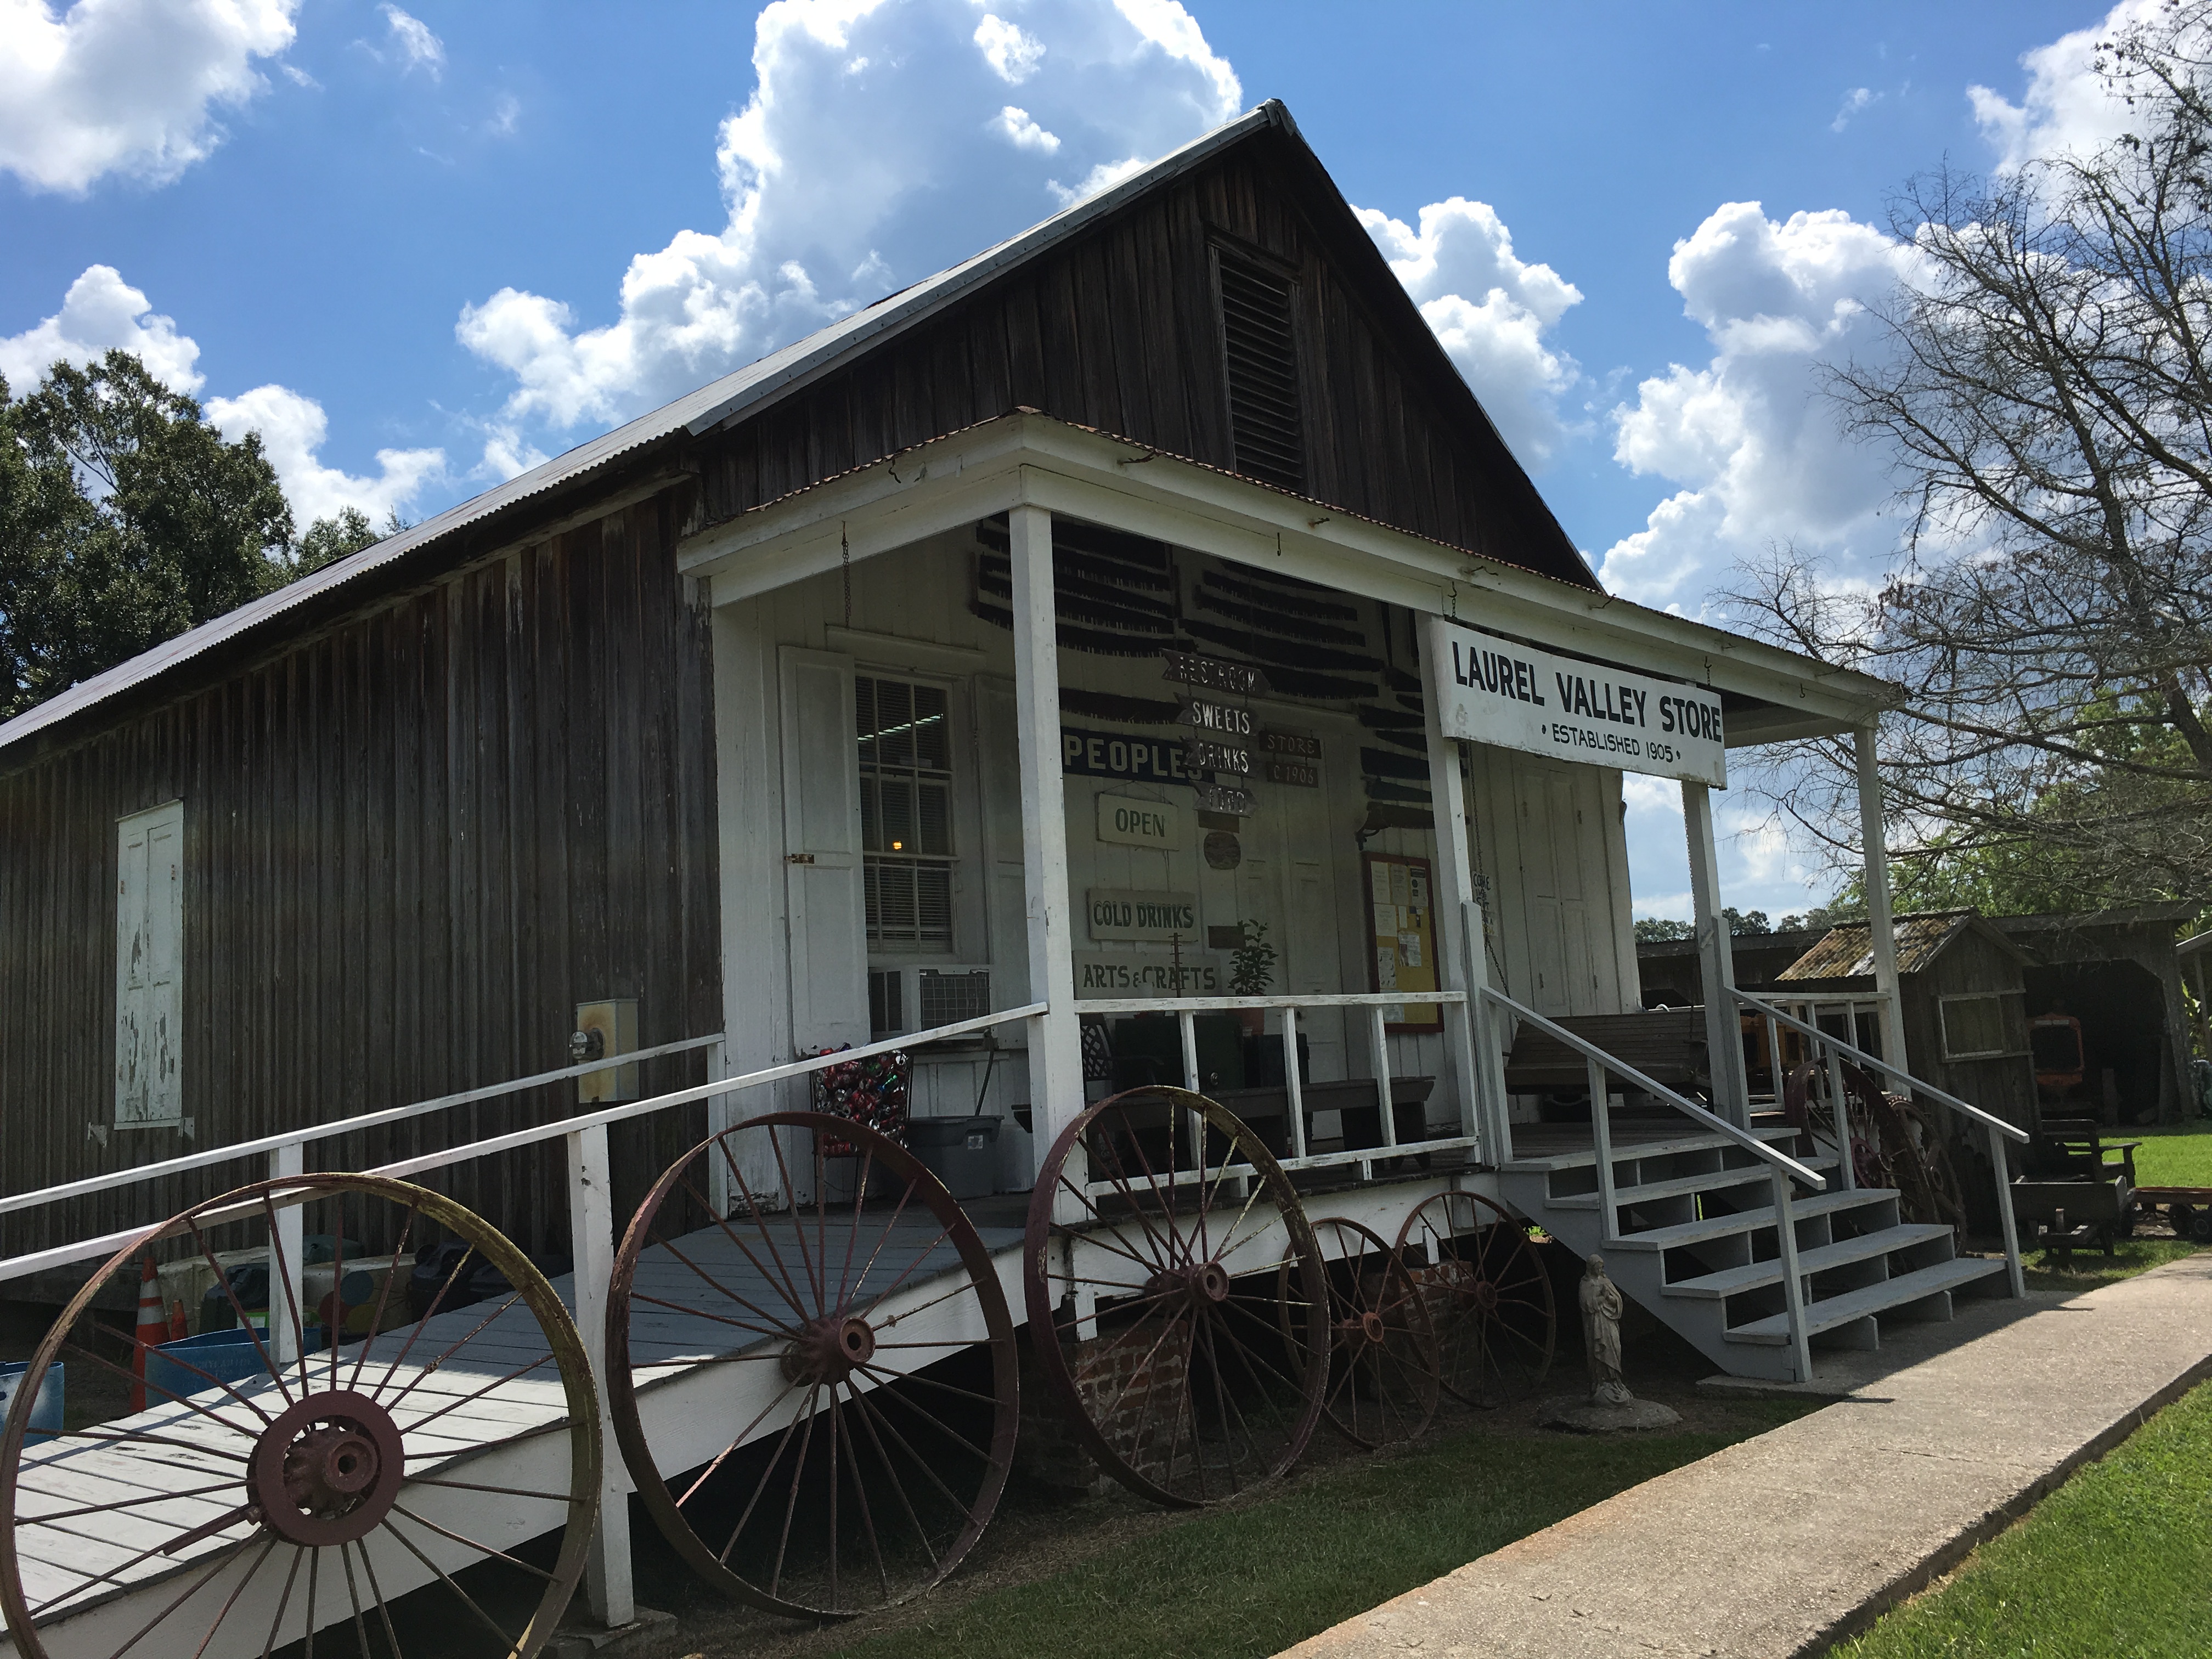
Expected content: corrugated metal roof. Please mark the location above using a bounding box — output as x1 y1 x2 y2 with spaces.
1778 911 1977 980
0 101 1295 760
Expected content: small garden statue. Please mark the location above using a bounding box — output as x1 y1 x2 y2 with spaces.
1535 1251 1680 1432
1579 1253 1634 1408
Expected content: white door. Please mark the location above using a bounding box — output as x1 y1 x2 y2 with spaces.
779 648 869 1054
115 800 184 1126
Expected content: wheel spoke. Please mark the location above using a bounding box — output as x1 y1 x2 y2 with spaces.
187 1221 298 1413
384 1502 558 1582
638 1218 806 1338
259 1544 304 1659
257 1196 314 1403
345 1208 417 1396
352 1537 407 1659
766 1135 826 1311
675 1376 805 1508
377 1515 521 1653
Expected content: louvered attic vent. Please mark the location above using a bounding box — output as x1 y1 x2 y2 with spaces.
1216 251 1306 492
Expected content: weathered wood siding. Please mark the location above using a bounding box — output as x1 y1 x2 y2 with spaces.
697 149 1584 586
0 494 720 1271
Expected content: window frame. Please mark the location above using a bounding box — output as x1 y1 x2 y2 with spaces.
1937 991 2018 1062
854 667 965 960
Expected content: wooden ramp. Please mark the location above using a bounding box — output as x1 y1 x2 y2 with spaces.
8 1214 1020 1659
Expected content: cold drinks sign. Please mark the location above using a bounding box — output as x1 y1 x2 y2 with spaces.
1422 616 1728 787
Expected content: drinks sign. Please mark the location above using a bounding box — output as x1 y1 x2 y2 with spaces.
1422 616 1728 787
1086 889 1200 943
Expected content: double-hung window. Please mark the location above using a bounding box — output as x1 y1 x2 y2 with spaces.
855 674 955 953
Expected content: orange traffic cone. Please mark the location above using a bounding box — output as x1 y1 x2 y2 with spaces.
130 1255 163 1412
168 1298 189 1342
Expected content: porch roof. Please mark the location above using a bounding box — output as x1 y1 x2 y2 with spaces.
678 410 1903 744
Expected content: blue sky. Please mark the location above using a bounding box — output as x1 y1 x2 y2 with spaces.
0 0 2143 921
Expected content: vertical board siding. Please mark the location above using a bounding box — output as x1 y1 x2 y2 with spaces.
695 155 1581 586
0 499 721 1271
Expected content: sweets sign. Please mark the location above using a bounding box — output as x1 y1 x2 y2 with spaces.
1422 617 1728 787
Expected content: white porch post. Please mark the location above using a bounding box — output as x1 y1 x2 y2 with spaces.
1683 780 1749 1127
566 1123 635 1628
1421 684 1494 1159
1854 724 1909 1068
1009 504 1083 1194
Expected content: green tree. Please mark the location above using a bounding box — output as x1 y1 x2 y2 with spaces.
0 351 295 719
291 505 385 576
1633 918 1695 942
1730 3 2212 912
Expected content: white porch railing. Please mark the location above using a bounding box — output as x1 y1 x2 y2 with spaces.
0 1001 1043 1632
1732 988 2028 1297
1482 984 1827 1381
1072 990 1480 1188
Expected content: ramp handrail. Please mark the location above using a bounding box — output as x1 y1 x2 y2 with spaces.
0 1003 1046 1286
1731 987 2026 1297
0 1032 731 1219
1485 984 1824 1381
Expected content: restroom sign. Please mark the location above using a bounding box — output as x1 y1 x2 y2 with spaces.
1423 616 1728 787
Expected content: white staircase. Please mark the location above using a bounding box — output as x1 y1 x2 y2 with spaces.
1496 1121 2011 1381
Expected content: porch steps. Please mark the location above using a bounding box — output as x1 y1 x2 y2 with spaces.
1664 1223 1957 1299
1722 1256 2011 1346
1497 1125 2009 1381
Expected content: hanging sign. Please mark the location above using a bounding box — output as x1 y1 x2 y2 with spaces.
1177 694 1254 737
1161 649 1270 696
1184 736 1252 776
1193 781 1254 816
1422 616 1728 787
1086 889 1200 943
1096 793 1183 850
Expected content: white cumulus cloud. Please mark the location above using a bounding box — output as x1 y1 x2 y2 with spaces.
376 3 442 79
1967 0 2172 170
456 0 1241 462
1357 196 1583 467
0 0 300 193
1599 202 1910 609
973 13 1042 83
4 264 444 529
207 385 445 527
0 263 204 393
990 104 1058 153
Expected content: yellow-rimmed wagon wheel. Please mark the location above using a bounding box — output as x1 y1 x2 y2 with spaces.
1283 1217 1441 1449
1396 1190 1557 1407
604 1112 1019 1621
0 1175 600 1659
1024 1087 1330 1507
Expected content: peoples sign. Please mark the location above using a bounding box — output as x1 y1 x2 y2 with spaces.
1422 616 1728 787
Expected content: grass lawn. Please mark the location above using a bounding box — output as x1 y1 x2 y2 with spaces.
2022 1235 2203 1295
1833 1379 2212 1659
813 1403 1814 1659
2132 1119 2212 1188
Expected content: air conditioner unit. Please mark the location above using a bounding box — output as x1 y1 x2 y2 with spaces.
868 964 996 1040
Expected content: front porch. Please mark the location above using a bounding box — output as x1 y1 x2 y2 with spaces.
680 409 2028 1383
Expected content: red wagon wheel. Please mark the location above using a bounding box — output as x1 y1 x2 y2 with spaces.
605 1112 1018 1621
1396 1190 1556 1408
0 1175 599 1659
1025 1087 1329 1508
1282 1218 1440 1449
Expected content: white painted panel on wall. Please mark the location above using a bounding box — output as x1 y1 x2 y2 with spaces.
115 800 183 1126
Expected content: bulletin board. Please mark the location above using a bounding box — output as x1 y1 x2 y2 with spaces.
1364 852 1442 1032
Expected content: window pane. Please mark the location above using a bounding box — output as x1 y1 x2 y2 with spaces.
878 679 914 768
881 777 915 853
1944 996 2005 1057
859 775 881 853
855 676 877 766
913 685 949 771
917 780 951 856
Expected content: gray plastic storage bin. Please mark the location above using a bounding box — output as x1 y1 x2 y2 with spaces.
905 1116 1001 1200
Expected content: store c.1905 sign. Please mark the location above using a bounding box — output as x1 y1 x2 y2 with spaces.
1422 616 1728 787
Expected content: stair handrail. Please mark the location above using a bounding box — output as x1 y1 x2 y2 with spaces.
1730 989 2029 1144
1731 988 2027 1297
1484 988 1826 1187
1485 985 1824 1381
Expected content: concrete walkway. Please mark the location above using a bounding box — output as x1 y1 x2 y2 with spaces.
1280 1252 2212 1659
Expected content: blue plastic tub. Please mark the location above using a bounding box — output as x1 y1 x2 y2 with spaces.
0 1362 63 1443
145 1328 325 1405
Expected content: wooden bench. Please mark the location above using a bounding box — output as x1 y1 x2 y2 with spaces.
2035 1117 2142 1192
1502 1009 1709 1094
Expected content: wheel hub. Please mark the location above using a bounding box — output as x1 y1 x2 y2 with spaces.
783 1314 877 1385
1146 1261 1230 1309
248 1391 405 1547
